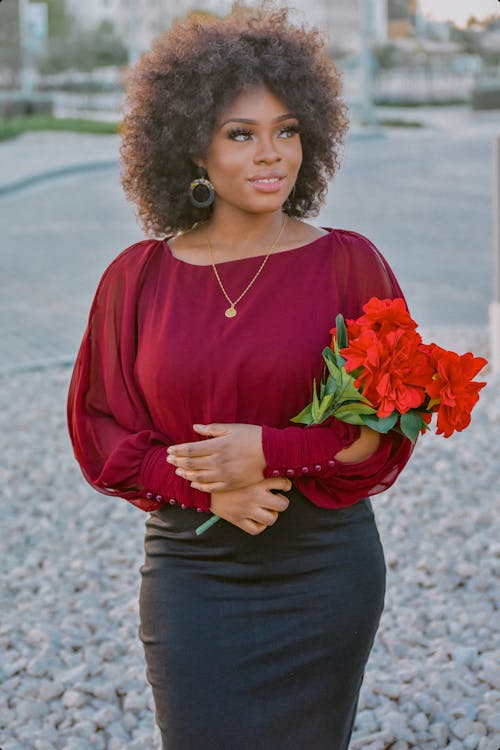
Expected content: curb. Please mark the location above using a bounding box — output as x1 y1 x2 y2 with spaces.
0 159 118 197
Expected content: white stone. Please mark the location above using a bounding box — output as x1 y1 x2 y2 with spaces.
373 681 400 699
485 713 500 732
463 736 482 750
409 712 428 732
94 705 122 729
62 689 87 709
451 718 481 741
106 721 131 741
38 680 63 702
123 691 148 714
15 699 49 721
451 646 478 667
64 739 94 750
123 711 139 731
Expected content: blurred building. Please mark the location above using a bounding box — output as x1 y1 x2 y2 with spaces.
292 0 388 54
65 0 232 54
388 0 417 37
63 0 390 57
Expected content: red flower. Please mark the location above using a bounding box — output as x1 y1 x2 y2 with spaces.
358 329 434 417
425 345 487 437
329 298 416 345
336 300 436 418
354 297 417 335
325 297 488 440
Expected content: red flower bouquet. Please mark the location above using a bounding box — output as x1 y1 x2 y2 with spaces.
291 297 488 441
196 297 487 536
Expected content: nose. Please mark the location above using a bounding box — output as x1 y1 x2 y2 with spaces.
253 135 281 165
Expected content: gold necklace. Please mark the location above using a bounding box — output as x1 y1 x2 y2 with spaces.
207 214 287 318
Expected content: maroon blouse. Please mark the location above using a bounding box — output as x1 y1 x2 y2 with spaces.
67 228 414 514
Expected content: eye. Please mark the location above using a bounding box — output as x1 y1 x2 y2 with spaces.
227 128 253 142
279 124 300 138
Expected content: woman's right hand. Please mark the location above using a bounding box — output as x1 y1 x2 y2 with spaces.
210 477 292 536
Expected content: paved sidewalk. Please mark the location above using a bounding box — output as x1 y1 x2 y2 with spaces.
0 131 119 195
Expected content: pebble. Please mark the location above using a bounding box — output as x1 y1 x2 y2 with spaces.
0 363 498 748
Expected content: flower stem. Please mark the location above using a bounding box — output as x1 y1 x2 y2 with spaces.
195 514 221 535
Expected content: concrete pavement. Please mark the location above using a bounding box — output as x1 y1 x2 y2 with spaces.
0 131 119 196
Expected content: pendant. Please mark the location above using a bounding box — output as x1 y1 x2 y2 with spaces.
225 306 237 318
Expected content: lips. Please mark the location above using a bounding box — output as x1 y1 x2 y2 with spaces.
248 172 286 184
248 172 287 192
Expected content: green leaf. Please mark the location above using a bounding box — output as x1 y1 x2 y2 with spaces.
324 376 338 397
323 346 336 365
322 347 342 379
330 337 347 367
335 401 376 416
333 404 376 424
311 379 320 422
332 411 367 425
336 377 368 405
290 403 314 424
336 352 347 367
335 313 348 349
319 379 326 400
400 410 426 442
361 411 399 433
317 393 336 421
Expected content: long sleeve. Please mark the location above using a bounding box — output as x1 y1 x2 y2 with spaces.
67 241 211 514
261 230 416 509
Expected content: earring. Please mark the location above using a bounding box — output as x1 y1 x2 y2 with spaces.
189 169 215 209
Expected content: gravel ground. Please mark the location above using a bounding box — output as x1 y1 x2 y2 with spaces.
0 336 499 750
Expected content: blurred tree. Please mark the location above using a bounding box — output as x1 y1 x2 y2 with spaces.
372 42 401 70
449 26 482 55
38 19 127 73
327 44 350 62
0 0 21 87
466 16 480 28
44 0 74 39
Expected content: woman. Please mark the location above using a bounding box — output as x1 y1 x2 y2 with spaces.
67 5 415 748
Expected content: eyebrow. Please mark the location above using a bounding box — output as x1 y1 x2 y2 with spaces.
219 113 298 128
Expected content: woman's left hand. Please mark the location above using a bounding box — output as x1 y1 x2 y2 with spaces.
166 423 267 493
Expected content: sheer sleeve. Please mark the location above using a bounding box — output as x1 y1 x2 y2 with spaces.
67 241 211 514
260 230 415 509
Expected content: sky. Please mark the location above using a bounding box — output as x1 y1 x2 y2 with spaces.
418 0 499 27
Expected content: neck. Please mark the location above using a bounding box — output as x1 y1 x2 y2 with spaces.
206 205 287 259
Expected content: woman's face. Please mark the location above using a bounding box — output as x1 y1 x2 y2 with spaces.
198 84 302 216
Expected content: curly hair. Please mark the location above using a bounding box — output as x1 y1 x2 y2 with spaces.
119 2 348 237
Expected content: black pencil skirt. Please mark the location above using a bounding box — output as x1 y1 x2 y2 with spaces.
138 487 386 750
